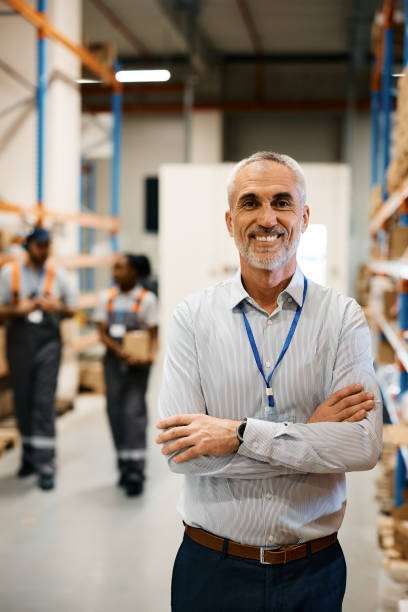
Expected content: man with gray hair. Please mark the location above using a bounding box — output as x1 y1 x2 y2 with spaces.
156 151 382 611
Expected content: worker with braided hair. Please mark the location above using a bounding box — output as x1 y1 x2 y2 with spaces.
94 253 158 496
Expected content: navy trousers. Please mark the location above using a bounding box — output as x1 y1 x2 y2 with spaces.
171 533 346 612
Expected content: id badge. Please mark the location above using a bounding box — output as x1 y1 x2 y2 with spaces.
27 310 43 324
109 323 126 338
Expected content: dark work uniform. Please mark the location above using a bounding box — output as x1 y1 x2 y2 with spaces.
94 284 158 482
0 261 76 476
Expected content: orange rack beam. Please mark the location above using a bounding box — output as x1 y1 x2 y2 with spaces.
2 0 121 91
0 199 119 233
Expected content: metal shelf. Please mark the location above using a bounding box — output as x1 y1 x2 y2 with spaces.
369 179 408 236
371 311 408 371
369 259 408 279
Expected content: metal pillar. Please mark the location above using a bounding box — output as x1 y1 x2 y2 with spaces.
80 160 97 292
371 88 380 187
381 23 394 200
86 161 96 291
395 278 408 507
404 0 408 67
37 0 47 217
110 68 122 252
400 198 408 226
79 157 85 292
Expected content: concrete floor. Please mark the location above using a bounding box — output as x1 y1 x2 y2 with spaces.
0 364 382 612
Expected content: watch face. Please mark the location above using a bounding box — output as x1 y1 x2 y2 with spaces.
237 421 246 443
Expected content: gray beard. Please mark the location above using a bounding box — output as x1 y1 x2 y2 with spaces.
235 232 301 271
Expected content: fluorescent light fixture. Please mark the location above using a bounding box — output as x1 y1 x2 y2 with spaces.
76 78 103 84
115 69 171 83
392 73 405 77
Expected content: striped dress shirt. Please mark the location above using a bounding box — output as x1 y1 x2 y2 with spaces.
159 265 382 547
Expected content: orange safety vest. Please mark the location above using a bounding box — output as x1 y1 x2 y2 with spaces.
10 261 56 305
106 286 148 314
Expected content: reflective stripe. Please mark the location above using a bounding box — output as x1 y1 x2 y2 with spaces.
117 449 146 460
22 435 55 449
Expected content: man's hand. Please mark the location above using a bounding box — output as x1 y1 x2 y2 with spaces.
37 296 64 313
308 384 375 424
156 414 241 463
15 298 37 316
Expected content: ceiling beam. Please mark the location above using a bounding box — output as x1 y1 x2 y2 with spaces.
154 0 216 74
84 99 371 115
118 52 370 66
235 0 264 56
235 0 265 98
87 0 152 62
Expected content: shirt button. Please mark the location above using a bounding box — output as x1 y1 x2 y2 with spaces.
253 441 259 450
265 492 272 500
265 360 271 368
267 319 273 326
287 297 293 303
268 535 274 544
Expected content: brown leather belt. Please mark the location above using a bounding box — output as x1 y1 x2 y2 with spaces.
185 525 338 565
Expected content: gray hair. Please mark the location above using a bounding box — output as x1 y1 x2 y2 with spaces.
227 151 307 208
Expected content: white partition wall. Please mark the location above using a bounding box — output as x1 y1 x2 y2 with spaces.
159 162 350 346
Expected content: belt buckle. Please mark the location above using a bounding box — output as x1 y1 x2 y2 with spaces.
260 547 283 564
260 547 287 564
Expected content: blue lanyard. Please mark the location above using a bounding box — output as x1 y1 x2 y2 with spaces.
239 277 308 409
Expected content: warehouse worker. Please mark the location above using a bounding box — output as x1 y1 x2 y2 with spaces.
156 151 382 611
95 254 158 497
0 226 76 491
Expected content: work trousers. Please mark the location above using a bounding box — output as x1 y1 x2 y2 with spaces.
103 351 150 477
171 532 346 612
7 321 61 476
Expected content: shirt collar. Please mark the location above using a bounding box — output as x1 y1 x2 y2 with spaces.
229 263 305 310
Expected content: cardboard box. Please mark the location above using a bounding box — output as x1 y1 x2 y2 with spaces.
123 330 150 361
377 339 396 365
60 318 80 344
394 521 408 560
79 360 105 394
384 288 398 320
0 388 14 420
389 225 408 259
0 326 8 376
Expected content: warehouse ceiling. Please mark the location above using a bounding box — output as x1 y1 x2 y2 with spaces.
81 0 383 113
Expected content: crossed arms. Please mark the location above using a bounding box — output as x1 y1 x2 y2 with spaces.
156 300 382 478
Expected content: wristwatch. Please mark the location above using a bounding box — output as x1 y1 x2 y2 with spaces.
237 419 247 445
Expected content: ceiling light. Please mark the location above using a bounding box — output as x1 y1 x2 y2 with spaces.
76 78 103 84
392 73 405 77
115 69 171 83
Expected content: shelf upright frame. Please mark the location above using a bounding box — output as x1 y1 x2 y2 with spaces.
381 0 395 201
371 33 383 188
395 279 408 506
36 0 47 226
110 61 123 253
400 0 408 227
